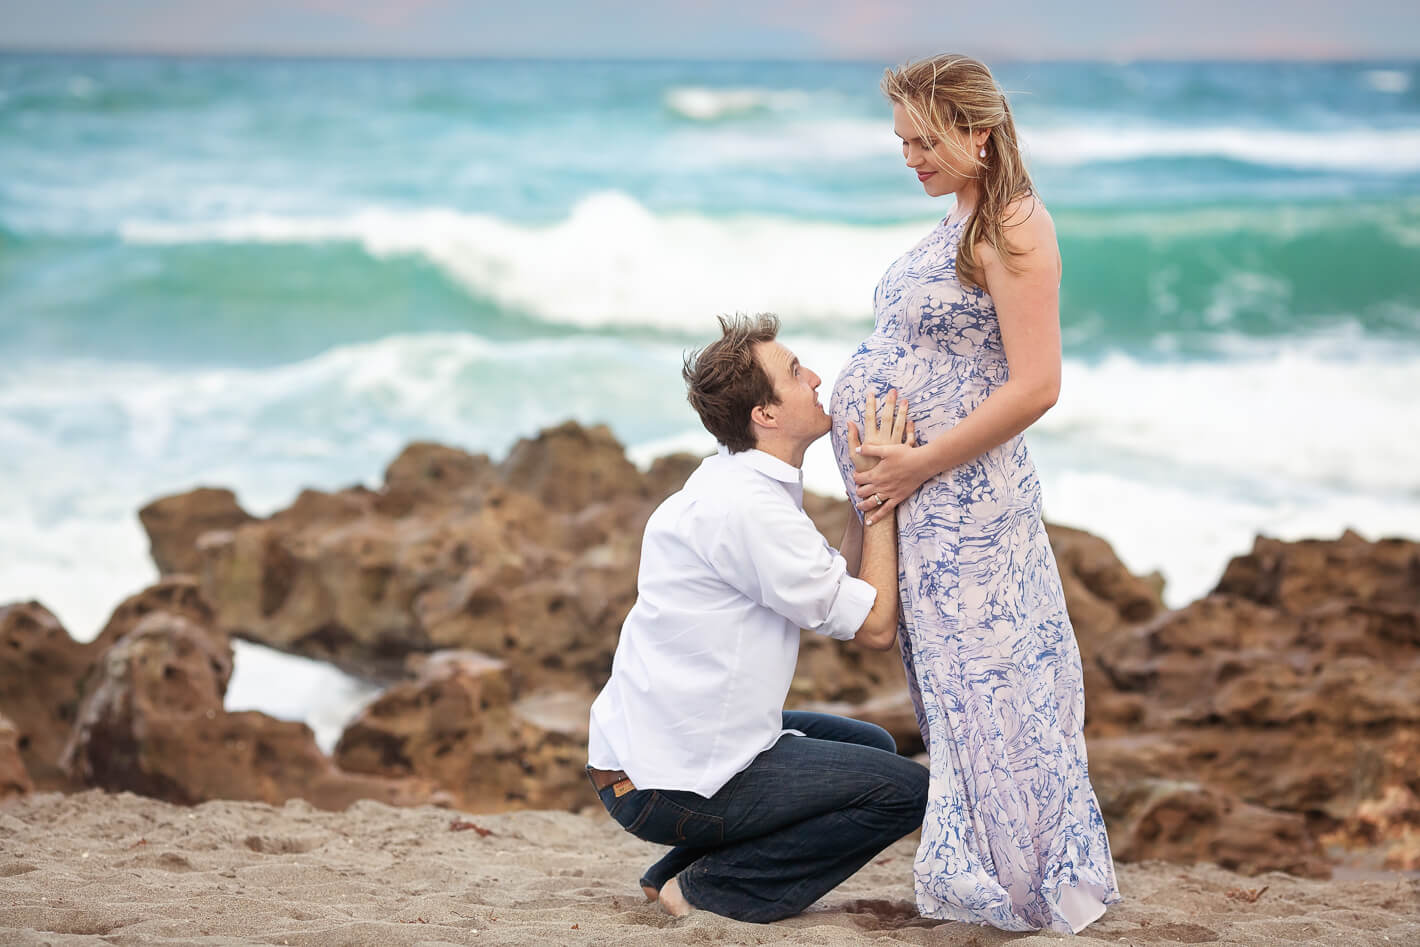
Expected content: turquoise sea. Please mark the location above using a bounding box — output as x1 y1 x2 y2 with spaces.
2 55 1418 740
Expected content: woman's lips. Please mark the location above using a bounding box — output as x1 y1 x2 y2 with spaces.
917 171 935 182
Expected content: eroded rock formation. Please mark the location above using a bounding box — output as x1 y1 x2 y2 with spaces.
61 609 437 811
335 650 593 812
0 713 33 800
0 601 96 789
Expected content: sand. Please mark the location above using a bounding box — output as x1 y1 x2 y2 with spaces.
1 791 1416 946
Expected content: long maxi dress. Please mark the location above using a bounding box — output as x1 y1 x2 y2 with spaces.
829 213 1121 933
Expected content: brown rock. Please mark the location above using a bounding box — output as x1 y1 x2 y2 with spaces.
379 441 497 516
1214 531 1420 615
1047 523 1166 628
1086 532 1420 878
139 487 255 576
1104 778 1330 878
1043 523 1165 735
91 575 216 655
334 651 593 812
498 421 645 512
791 634 910 707
642 451 703 502
62 611 436 810
0 601 93 790
0 713 33 800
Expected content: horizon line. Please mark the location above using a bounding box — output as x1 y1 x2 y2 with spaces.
3 44 1418 66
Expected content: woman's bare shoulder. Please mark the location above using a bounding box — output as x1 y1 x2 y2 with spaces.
978 192 1056 267
1002 192 1055 240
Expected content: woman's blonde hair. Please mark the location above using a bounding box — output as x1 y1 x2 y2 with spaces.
882 54 1034 289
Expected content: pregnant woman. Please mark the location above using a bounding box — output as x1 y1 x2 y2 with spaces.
829 55 1120 933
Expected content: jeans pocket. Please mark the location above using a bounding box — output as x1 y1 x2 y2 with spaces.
627 792 725 847
603 786 646 825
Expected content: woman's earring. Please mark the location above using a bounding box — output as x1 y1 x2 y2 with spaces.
979 146 987 158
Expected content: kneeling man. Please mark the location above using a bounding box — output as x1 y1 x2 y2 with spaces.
587 313 928 923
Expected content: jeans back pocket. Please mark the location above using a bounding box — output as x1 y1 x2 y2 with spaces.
625 791 725 847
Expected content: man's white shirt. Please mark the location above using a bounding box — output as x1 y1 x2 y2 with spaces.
587 446 877 798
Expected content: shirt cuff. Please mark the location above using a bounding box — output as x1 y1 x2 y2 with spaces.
816 574 877 641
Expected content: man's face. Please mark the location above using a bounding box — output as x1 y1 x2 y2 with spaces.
754 340 830 446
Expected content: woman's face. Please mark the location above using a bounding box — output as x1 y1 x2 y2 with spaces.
893 101 985 199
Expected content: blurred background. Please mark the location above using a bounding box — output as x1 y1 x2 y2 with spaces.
2 2 1418 744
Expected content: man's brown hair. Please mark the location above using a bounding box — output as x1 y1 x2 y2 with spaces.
682 313 781 453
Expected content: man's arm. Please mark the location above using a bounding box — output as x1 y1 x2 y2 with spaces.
838 514 863 577
851 511 898 650
843 388 910 650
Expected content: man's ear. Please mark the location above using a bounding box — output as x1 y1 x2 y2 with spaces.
750 403 776 429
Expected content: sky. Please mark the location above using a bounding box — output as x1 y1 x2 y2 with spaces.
2 0 1419 60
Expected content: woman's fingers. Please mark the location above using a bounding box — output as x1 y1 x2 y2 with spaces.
864 493 901 526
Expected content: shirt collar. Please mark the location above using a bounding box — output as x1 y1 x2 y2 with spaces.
717 444 804 486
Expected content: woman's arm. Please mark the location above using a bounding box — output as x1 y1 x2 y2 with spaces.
854 198 1063 524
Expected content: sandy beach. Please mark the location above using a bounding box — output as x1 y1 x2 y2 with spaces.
2 790 1416 946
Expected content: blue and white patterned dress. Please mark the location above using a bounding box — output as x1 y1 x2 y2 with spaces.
829 214 1121 933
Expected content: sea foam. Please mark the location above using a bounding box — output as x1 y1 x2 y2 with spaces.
664 86 813 120
121 193 928 329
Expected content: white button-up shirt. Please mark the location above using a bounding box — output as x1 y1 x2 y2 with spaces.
587 446 877 798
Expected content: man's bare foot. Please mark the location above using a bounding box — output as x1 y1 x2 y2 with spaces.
641 883 659 902
658 877 694 918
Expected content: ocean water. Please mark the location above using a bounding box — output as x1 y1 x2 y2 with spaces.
2 55 1418 747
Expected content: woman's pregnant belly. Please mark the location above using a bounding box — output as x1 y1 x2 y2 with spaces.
828 335 1036 512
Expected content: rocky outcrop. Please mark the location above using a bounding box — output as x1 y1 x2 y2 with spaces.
1104 779 1330 878
497 421 648 513
1045 523 1166 734
0 580 221 791
0 601 96 789
140 487 255 576
61 610 437 811
0 713 33 800
91 575 218 655
335 650 593 812
1087 532 1420 875
184 428 666 685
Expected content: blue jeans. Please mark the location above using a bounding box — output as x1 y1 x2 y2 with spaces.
592 711 928 923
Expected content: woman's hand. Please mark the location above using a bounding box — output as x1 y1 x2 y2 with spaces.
849 389 917 524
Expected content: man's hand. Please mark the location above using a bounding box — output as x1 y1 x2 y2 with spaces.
848 389 914 474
